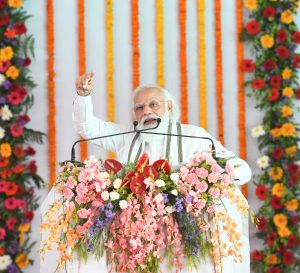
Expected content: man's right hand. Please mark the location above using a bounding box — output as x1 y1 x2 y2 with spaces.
75 71 94 96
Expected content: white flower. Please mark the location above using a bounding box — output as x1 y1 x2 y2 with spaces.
165 206 173 214
171 189 178 196
0 74 5 86
99 172 109 179
256 155 270 169
101 191 109 201
151 210 157 217
251 125 265 138
113 178 122 189
110 191 120 201
154 193 164 203
119 200 128 209
170 173 179 183
155 179 165 188
1 105 13 121
0 255 12 270
0 127 5 139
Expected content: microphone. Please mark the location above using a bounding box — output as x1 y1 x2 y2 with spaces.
68 118 161 163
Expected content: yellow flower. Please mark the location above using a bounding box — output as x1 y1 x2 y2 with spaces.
260 35 274 48
282 87 294 98
19 223 30 233
6 65 19 80
267 254 278 265
244 0 257 10
278 226 291 238
281 123 296 137
8 0 23 8
272 183 286 197
0 143 12 158
19 232 25 246
270 128 282 138
285 145 297 156
0 46 14 61
273 213 287 228
15 253 30 269
281 10 294 24
281 106 293 117
282 68 293 80
269 167 283 181
285 199 299 211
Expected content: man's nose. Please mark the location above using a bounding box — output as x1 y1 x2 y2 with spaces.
142 104 152 115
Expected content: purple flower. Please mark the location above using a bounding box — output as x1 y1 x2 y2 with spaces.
7 264 19 273
7 240 20 255
107 203 113 209
0 97 6 104
163 193 169 204
3 80 11 90
186 194 192 203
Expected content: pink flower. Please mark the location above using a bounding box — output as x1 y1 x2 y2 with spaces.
195 181 208 192
0 227 6 239
208 172 219 184
5 218 17 230
77 208 91 219
76 225 87 235
66 176 77 189
10 123 23 137
76 183 88 196
4 197 18 210
208 187 220 198
195 167 208 178
200 223 210 231
63 188 74 199
207 205 216 213
185 173 198 184
17 199 27 210
225 163 235 177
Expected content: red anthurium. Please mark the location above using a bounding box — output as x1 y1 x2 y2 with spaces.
152 159 171 174
135 153 150 173
130 175 146 194
28 160 37 173
122 171 134 187
104 159 123 174
144 165 158 180
22 57 31 67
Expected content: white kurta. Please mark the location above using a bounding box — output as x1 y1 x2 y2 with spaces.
40 94 251 273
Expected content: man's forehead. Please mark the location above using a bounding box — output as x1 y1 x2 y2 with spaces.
134 88 164 102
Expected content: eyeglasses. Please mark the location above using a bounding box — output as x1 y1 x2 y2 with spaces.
133 99 168 114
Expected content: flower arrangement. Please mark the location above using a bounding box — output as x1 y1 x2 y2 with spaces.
241 1 300 272
40 152 248 273
0 0 44 272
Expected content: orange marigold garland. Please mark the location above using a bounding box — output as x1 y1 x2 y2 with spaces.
235 0 247 197
156 0 164 87
131 0 140 89
197 0 207 129
241 1 300 272
47 0 56 186
179 0 188 124
106 0 115 159
77 0 88 161
214 0 224 143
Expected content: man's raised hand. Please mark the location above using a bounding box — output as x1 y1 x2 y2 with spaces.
75 71 94 96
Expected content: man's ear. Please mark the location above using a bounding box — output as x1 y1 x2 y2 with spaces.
167 100 173 112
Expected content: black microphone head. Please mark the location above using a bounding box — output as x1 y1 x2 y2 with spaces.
133 121 138 127
156 118 161 124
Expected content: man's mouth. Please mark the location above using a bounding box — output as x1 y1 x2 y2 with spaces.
143 118 157 126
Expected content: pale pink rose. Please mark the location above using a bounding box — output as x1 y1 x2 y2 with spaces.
92 200 102 207
76 183 88 196
194 200 206 210
129 239 138 250
66 176 77 189
185 173 198 184
211 163 223 173
222 174 231 187
195 181 208 192
119 237 127 249
75 195 88 204
206 204 216 213
180 166 189 175
208 187 220 198
208 172 219 184
63 188 74 199
77 208 91 219
195 167 209 178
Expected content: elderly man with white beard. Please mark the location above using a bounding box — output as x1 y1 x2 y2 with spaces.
63 72 252 273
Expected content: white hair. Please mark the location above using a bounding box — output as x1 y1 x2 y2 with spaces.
132 84 180 122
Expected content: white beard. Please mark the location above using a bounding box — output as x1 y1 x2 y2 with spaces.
136 112 170 143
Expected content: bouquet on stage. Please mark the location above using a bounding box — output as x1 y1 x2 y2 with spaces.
40 152 248 273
